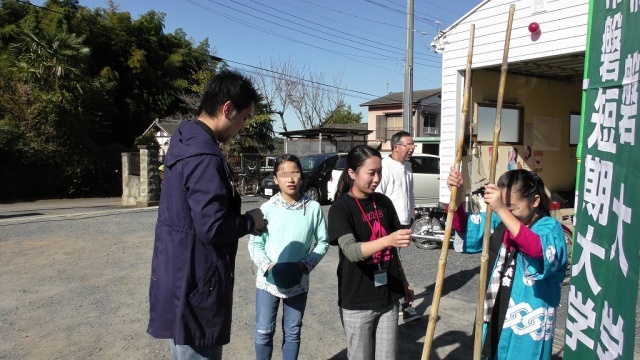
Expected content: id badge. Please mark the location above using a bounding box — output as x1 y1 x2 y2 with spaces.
373 269 388 287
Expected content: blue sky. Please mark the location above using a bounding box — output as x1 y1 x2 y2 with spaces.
31 0 479 131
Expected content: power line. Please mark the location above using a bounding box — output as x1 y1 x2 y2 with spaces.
384 0 453 27
226 58 439 105
297 0 406 30
198 0 440 66
13 0 440 109
423 0 467 17
245 0 440 62
185 0 419 77
271 0 401 45
363 0 446 27
187 0 442 73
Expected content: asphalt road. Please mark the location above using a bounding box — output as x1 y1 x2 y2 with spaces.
1 196 638 359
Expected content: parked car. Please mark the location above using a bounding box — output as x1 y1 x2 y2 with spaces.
326 152 440 205
258 153 339 202
326 153 348 203
406 153 440 206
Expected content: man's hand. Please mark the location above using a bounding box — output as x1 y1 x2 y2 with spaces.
246 208 265 232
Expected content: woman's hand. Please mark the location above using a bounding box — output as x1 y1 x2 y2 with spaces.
297 261 309 275
404 284 415 304
482 184 506 212
447 166 463 191
388 229 411 248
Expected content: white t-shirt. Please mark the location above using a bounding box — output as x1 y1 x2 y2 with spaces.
376 155 414 226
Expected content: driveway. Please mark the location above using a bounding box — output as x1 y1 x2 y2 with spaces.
0 197 638 359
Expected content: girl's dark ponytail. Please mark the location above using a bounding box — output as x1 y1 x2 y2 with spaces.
335 169 353 200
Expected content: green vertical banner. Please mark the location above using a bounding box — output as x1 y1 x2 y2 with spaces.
564 0 640 358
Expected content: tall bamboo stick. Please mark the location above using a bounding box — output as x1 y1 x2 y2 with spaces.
473 5 515 360
420 23 475 360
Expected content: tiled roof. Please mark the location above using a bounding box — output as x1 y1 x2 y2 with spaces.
155 118 182 135
321 123 368 130
143 117 183 136
359 88 441 107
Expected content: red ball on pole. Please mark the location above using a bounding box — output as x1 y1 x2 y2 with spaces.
528 22 540 34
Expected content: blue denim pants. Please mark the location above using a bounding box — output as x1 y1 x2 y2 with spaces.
169 339 223 360
255 288 308 360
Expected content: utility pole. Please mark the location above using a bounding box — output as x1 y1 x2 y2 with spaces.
403 0 414 134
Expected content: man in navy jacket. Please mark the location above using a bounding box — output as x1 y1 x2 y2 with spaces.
147 70 265 359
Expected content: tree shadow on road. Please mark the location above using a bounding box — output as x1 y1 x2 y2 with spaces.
326 329 474 360
398 265 480 359
415 265 480 311
327 349 347 359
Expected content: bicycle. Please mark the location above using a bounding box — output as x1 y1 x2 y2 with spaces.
235 154 263 196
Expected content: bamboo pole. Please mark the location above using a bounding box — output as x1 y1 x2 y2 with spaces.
420 23 475 360
473 5 515 360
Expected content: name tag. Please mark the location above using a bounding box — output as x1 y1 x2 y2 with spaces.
373 269 388 287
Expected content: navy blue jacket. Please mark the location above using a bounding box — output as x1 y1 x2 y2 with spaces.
147 119 255 346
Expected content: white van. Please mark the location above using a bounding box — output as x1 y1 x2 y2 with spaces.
326 152 440 205
326 153 348 203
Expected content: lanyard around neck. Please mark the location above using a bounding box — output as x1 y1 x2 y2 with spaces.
351 189 382 239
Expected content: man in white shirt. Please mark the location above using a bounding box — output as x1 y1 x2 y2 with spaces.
376 131 421 322
376 131 415 228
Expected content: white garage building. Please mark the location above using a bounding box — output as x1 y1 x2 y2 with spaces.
433 0 588 205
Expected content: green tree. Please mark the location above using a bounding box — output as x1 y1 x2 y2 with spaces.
323 102 362 125
0 0 226 199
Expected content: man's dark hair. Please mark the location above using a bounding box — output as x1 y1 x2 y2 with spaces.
390 131 412 148
197 70 260 117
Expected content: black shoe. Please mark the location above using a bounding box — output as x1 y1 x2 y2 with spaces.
402 306 422 323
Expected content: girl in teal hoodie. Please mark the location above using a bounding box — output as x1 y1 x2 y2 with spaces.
248 154 329 360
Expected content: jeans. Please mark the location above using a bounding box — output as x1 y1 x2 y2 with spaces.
169 339 223 360
255 288 308 360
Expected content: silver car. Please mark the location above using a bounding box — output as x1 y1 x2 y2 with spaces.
326 152 440 205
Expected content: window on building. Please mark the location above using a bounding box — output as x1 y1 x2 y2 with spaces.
424 114 437 128
475 103 524 144
423 114 438 135
385 114 403 140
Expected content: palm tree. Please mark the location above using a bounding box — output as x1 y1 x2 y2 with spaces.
8 29 91 96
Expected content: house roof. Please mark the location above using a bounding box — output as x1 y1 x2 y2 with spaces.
279 123 372 138
143 118 182 136
359 88 441 107
321 123 369 131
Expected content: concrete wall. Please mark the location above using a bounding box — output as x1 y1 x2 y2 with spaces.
121 145 160 207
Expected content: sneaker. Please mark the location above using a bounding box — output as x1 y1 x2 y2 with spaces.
402 305 422 323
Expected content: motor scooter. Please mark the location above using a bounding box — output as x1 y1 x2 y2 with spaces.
411 186 485 250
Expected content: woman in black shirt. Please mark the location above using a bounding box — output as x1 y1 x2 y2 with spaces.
328 145 414 360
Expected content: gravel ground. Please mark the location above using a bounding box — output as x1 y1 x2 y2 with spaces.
0 197 638 359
